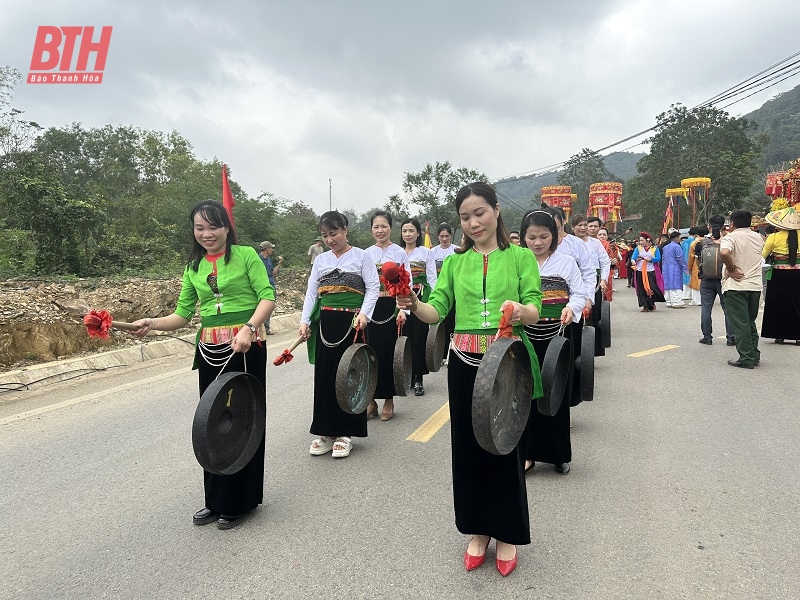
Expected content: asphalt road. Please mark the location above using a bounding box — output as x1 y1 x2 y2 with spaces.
1 286 798 599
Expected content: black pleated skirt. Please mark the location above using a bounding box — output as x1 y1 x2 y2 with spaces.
592 286 606 357
447 349 531 545
761 269 800 340
311 310 368 437
367 297 398 399
197 342 266 516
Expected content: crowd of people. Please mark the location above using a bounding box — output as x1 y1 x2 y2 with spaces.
126 188 798 578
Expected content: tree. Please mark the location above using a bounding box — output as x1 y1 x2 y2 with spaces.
400 161 487 231
557 149 615 216
626 104 765 225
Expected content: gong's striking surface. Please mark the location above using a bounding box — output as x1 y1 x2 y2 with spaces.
192 371 266 476
335 343 378 414
472 338 533 456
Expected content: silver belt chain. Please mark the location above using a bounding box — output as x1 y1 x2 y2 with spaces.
198 341 247 375
523 321 565 341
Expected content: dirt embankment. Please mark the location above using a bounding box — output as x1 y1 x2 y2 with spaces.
1 271 308 371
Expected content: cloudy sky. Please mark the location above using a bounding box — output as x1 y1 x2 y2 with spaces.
2 1 798 214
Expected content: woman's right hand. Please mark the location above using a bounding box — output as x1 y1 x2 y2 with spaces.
130 318 154 337
395 294 415 310
298 323 311 340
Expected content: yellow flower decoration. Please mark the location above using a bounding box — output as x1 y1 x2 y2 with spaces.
771 197 789 211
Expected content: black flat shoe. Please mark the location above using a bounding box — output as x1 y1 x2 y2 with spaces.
699 338 712 345
727 360 754 370
554 463 570 474
193 507 219 526
414 382 425 396
726 339 736 346
775 339 785 345
217 513 245 530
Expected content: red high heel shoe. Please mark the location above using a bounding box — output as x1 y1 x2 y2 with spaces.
496 548 517 577
464 537 489 571
464 550 486 571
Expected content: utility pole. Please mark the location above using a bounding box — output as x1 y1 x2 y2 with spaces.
329 179 332 211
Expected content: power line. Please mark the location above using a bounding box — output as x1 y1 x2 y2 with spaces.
492 49 800 184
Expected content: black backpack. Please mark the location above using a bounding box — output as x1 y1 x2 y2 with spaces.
699 241 723 280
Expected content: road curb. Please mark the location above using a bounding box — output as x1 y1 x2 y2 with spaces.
1 312 302 392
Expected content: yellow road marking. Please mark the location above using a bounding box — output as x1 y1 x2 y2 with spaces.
627 345 680 358
0 368 186 427
407 402 450 442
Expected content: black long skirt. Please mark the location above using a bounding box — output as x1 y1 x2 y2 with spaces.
367 297 398 399
311 310 368 437
197 342 266 516
761 269 800 340
635 270 666 310
526 336 572 465
448 349 531 545
406 310 430 379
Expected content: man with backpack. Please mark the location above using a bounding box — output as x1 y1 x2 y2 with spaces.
696 216 735 346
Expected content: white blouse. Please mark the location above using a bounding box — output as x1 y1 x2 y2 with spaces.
555 234 595 302
537 252 586 324
405 245 439 290
300 246 380 324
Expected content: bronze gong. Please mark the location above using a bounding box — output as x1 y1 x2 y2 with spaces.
425 323 448 373
601 301 611 349
538 335 572 417
472 338 533 456
576 325 595 402
192 371 265 476
335 343 378 414
393 335 412 396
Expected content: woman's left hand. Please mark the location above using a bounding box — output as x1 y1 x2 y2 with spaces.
354 313 368 331
396 310 407 326
561 307 574 325
231 327 254 353
499 300 523 325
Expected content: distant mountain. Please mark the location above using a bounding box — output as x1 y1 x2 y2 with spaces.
494 151 646 208
743 83 800 169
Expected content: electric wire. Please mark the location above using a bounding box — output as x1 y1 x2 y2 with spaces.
491 49 800 184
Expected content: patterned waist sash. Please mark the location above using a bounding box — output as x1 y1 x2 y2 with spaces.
770 255 800 269
452 332 521 354
200 323 267 344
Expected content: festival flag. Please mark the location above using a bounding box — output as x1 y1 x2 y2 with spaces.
661 202 673 236
222 164 236 230
423 221 432 248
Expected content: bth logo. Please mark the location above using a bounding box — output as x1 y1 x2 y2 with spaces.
28 26 112 84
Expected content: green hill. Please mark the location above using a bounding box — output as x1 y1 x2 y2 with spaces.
494 151 646 209
743 84 800 169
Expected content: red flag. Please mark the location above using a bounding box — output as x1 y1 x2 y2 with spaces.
222 164 236 230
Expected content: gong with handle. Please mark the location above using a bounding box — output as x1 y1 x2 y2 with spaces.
192 371 265 476
472 338 533 456
335 343 378 414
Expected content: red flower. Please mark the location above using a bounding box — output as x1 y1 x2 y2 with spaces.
84 310 113 340
379 261 411 297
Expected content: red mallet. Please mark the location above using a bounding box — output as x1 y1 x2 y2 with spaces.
83 310 138 340
496 303 516 339
273 336 305 366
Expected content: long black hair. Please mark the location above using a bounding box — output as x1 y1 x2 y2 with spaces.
400 218 423 248
454 182 510 254
788 230 798 266
520 210 559 253
188 200 237 271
